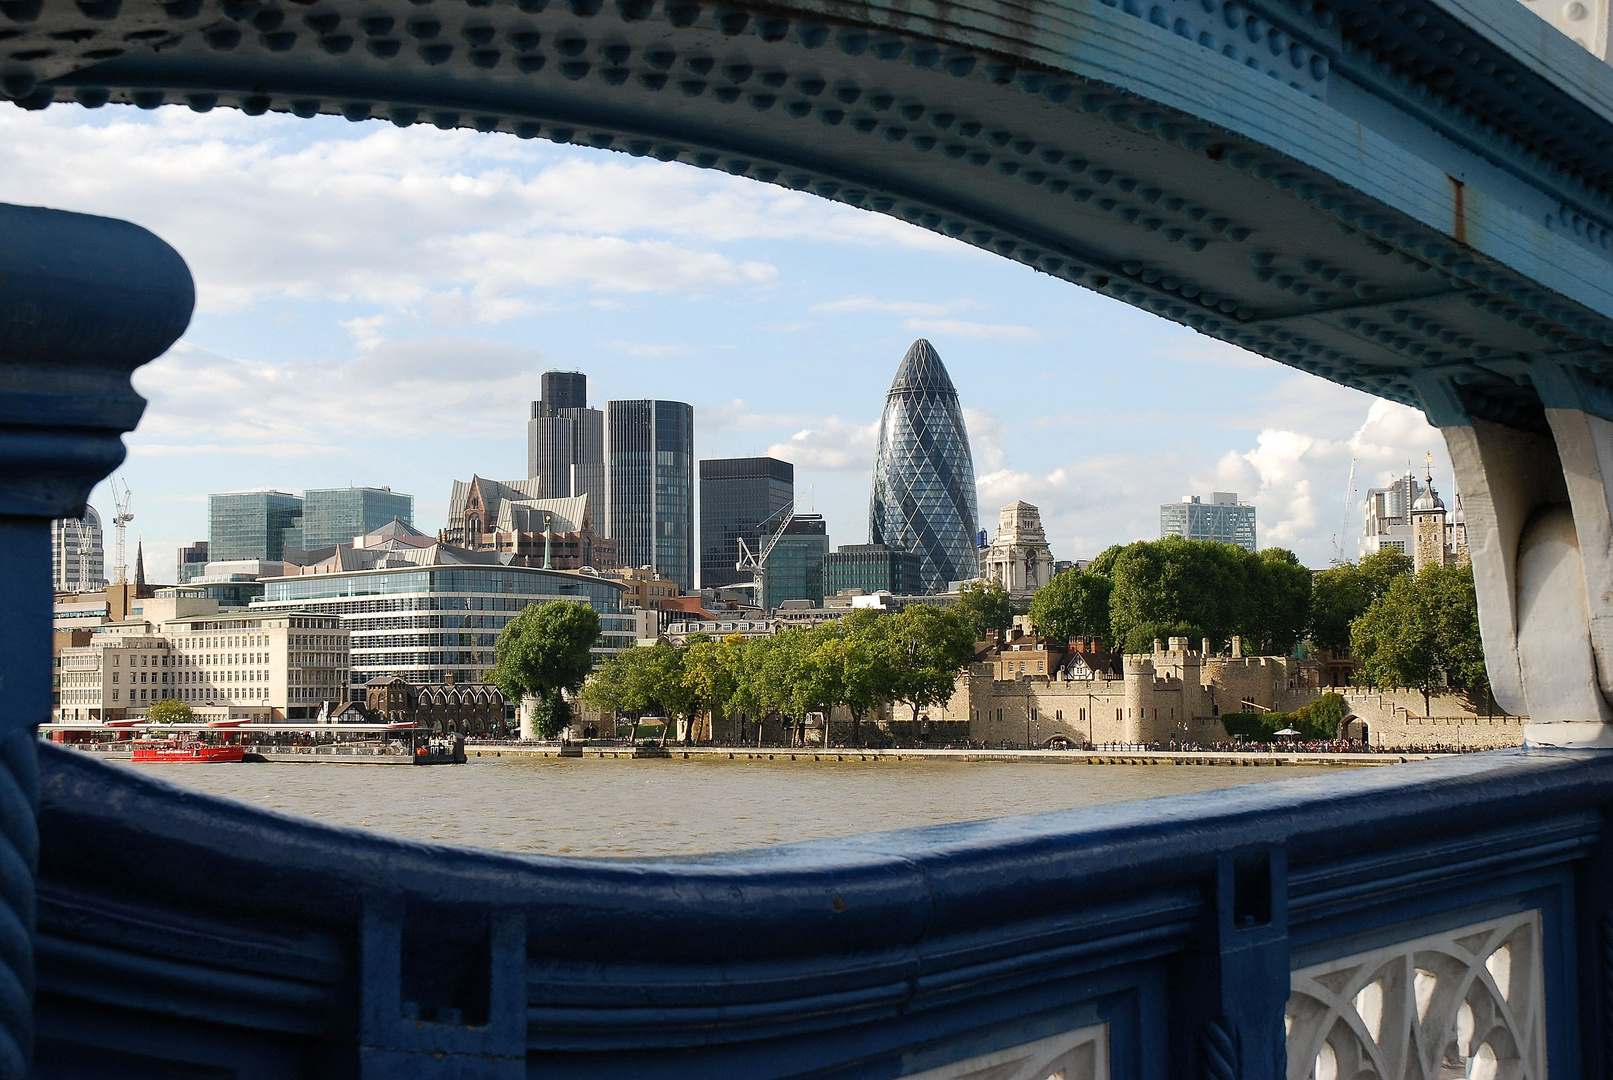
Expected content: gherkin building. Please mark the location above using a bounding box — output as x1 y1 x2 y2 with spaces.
869 339 980 594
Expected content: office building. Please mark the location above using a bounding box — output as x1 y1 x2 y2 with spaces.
1159 492 1257 551
607 399 695 590
51 507 105 593
55 593 349 721
301 487 414 550
824 543 923 597
254 562 636 695
869 339 980 593
759 513 828 607
1359 473 1423 559
528 370 606 508
699 457 794 590
209 491 304 561
176 540 209 584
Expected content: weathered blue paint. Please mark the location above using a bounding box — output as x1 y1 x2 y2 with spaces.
1 0 1611 1073
0 0 1609 428
26 743 1613 1077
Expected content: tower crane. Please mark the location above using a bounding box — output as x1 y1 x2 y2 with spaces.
735 485 814 612
110 477 133 586
1332 457 1357 566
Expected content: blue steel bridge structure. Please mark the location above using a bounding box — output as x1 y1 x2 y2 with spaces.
0 0 1610 1072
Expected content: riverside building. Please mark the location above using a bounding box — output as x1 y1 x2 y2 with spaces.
210 490 305 561
55 594 349 721
251 563 636 699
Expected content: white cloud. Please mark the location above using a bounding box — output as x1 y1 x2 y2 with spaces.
764 418 881 471
813 297 975 317
0 108 948 317
903 317 1042 341
128 337 551 461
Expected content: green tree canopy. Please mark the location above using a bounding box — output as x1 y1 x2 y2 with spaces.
1350 562 1485 714
1104 537 1310 655
954 579 1014 641
1309 547 1414 654
887 605 974 720
1028 568 1113 646
146 698 194 724
493 600 600 738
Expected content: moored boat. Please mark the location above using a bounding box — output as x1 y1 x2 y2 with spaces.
130 738 246 764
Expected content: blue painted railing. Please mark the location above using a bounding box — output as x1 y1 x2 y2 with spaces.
30 741 1613 1077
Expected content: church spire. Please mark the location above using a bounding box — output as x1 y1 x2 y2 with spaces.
134 535 145 586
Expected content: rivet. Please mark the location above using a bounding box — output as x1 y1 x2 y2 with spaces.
389 106 419 125
74 86 110 106
187 92 218 111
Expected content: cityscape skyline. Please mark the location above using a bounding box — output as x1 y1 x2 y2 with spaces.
15 109 1460 580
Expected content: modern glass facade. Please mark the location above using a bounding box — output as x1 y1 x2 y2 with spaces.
699 456 793 590
1159 492 1258 551
176 540 209 584
824 543 923 597
256 565 634 697
868 340 980 593
210 491 304 561
301 487 414 550
607 399 694 590
51 506 105 592
760 514 828 606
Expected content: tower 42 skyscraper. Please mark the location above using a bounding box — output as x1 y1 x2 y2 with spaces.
869 340 979 593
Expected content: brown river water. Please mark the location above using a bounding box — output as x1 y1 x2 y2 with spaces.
123 756 1352 858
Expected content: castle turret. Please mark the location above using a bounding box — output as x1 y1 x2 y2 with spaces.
1411 460 1448 573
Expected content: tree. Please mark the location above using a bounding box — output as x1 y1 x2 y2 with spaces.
837 610 897 745
1427 562 1489 708
1309 548 1413 655
954 579 1014 641
1107 537 1251 653
887 605 974 722
1351 571 1441 714
492 600 600 739
146 698 194 724
1247 547 1312 655
1028 568 1113 646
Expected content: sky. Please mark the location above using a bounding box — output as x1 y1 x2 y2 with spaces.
3 102 1457 584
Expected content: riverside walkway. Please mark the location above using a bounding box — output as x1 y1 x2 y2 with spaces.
469 743 1432 767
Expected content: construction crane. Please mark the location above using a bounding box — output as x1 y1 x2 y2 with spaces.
734 485 814 611
110 477 133 586
1332 457 1357 566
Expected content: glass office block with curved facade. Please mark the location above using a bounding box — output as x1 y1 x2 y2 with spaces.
868 340 980 594
252 565 635 698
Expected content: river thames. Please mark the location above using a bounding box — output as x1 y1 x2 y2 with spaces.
125 756 1351 857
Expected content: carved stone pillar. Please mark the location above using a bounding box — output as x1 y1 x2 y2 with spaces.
0 202 192 1074
1418 369 1613 747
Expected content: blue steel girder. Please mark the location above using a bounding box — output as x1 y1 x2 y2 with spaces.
3 0 1612 430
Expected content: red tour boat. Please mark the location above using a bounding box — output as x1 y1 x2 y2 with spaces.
130 738 246 764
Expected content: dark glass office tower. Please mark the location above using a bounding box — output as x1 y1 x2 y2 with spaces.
699 456 793 590
208 491 304 561
528 370 605 507
607 399 694 589
868 339 979 593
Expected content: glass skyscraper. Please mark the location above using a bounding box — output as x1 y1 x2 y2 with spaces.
824 543 923 597
699 456 793 590
301 487 414 550
209 491 304 561
607 399 695 590
760 513 828 606
868 340 980 594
